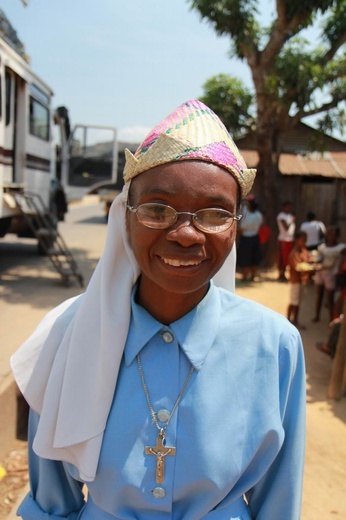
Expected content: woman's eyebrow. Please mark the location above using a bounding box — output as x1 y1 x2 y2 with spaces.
140 187 173 197
140 188 235 207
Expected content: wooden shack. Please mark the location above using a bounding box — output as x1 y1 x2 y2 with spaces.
236 123 346 238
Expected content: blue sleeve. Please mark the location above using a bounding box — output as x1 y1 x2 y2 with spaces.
246 330 306 520
17 410 85 519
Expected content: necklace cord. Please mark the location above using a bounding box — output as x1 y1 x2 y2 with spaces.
136 353 195 435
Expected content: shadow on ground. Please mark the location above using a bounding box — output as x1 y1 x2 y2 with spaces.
0 241 98 310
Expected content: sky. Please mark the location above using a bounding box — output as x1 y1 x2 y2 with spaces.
0 0 339 143
2 0 253 142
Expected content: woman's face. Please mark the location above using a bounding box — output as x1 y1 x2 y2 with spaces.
126 160 239 307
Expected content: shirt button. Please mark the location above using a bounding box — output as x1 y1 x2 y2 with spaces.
157 409 170 423
152 487 166 498
161 331 174 343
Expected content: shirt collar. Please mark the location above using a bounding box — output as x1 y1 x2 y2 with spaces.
124 282 221 370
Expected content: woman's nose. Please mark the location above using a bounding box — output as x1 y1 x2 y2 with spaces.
166 216 206 246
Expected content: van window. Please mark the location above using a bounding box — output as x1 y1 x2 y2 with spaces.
29 96 49 140
30 83 50 104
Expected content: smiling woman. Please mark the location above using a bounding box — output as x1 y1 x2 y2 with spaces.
11 99 306 520
126 161 240 324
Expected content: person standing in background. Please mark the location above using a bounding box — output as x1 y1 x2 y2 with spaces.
237 195 263 281
287 231 313 328
300 211 326 251
277 201 295 281
312 226 346 323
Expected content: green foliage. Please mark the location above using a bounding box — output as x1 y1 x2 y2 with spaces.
200 74 255 136
189 0 345 140
317 108 345 137
322 1 346 48
189 0 260 56
189 0 343 56
321 54 346 105
267 38 346 128
269 39 326 108
281 0 339 23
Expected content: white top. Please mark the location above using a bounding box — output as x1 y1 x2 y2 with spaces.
277 211 295 242
239 209 263 237
317 242 346 273
300 220 326 248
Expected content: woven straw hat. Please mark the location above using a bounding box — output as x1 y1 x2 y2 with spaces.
123 99 256 197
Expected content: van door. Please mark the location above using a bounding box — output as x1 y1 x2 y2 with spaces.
61 124 118 200
3 67 25 184
3 68 15 183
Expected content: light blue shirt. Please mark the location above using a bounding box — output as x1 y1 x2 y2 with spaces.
18 284 306 519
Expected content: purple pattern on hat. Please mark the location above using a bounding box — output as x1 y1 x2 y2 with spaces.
175 142 245 173
136 100 228 158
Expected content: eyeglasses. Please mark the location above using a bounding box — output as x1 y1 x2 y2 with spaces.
127 203 242 234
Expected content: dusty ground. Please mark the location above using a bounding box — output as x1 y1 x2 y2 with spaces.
1 269 345 519
0 442 28 519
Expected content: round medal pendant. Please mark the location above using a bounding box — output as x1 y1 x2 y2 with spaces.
157 409 170 423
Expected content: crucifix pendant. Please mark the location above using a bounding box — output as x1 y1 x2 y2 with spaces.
145 431 176 484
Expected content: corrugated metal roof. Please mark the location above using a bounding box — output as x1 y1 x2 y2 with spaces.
239 150 346 179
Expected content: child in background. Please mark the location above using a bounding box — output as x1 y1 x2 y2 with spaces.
317 252 346 356
317 314 344 358
287 231 313 328
312 226 346 323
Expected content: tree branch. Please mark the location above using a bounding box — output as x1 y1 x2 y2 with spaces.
323 34 346 63
291 99 342 124
261 1 315 71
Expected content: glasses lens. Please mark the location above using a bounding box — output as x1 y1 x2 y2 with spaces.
195 208 234 233
136 203 176 228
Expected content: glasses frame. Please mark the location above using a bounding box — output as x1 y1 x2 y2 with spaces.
127 203 242 234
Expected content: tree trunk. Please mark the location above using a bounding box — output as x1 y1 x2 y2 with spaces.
255 124 281 267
